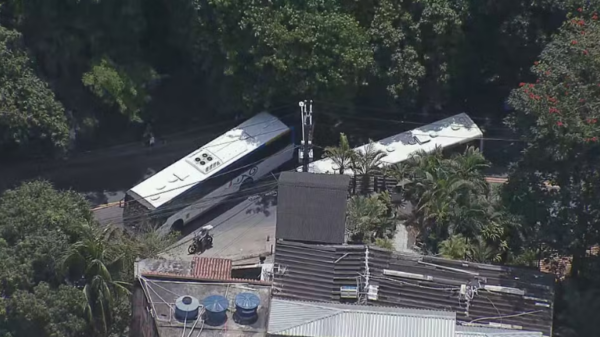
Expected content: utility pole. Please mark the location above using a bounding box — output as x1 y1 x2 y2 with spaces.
299 100 314 172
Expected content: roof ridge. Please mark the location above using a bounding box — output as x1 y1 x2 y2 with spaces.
141 271 271 285
273 298 455 316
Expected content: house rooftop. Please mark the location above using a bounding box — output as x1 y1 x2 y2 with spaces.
276 172 350 244
133 257 272 337
272 240 554 336
268 298 456 337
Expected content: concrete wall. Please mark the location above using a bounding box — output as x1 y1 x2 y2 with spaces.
130 282 160 337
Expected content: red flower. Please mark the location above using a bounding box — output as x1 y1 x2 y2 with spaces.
536 79 540 83
593 14 598 20
534 95 540 100
578 7 583 12
519 82 526 87
572 40 578 45
529 93 535 99
549 107 559 114
593 137 598 142
557 121 564 126
528 84 534 88
580 98 586 103
534 61 539 65
578 20 585 26
545 71 551 76
584 50 589 55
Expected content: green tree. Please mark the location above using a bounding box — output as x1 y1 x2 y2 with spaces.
324 133 355 174
393 147 509 255
0 25 69 155
194 0 373 111
0 283 89 337
368 0 465 109
503 7 600 279
347 191 397 244
0 181 94 337
62 225 132 336
82 57 158 122
351 141 388 175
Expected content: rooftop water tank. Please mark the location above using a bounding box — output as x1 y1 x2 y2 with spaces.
203 295 229 326
233 292 260 325
174 296 201 321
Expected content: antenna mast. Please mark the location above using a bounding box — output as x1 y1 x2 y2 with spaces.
299 100 314 172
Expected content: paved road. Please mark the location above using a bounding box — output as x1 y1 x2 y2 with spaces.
0 132 220 208
159 192 278 263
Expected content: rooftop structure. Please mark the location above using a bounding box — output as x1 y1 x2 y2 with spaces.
128 112 290 210
272 241 554 336
268 299 457 337
132 257 272 337
303 113 483 175
456 326 543 337
276 172 350 244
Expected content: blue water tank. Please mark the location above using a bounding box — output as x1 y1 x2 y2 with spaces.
202 295 229 326
233 292 260 325
174 296 200 321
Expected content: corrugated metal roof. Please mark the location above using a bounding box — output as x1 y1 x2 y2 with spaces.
456 325 543 337
273 241 555 336
268 299 456 337
276 172 350 244
191 256 232 279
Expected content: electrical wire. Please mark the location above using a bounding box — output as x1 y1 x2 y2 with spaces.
314 100 505 123
114 144 298 212
101 179 282 226
466 310 545 324
318 111 522 141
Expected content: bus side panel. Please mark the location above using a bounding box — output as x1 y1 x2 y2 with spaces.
163 144 295 228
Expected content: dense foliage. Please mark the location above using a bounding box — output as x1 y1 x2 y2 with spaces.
3 0 600 336
0 0 582 157
0 181 176 337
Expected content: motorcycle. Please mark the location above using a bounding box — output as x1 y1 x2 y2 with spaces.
188 225 214 254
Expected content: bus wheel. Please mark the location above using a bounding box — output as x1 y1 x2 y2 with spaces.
172 219 184 231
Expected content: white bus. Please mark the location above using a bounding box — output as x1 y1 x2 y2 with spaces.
301 113 483 174
124 112 295 230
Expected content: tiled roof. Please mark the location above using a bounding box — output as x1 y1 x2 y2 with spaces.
140 270 272 285
134 258 271 286
191 257 232 279
276 172 350 244
268 298 456 337
273 240 554 336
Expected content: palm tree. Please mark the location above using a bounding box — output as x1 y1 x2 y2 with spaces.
324 133 355 174
438 234 470 260
346 192 397 244
351 140 388 175
391 146 495 254
63 225 131 336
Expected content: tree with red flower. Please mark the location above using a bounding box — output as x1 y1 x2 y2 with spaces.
504 8 600 282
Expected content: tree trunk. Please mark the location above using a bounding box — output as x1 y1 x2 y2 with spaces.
570 244 587 280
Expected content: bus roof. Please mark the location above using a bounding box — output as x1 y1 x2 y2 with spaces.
304 113 483 174
129 112 290 210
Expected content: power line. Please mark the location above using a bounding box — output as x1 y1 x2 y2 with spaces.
314 100 505 123
318 111 523 142
3 104 297 167
99 150 298 225
100 179 280 226
118 144 298 210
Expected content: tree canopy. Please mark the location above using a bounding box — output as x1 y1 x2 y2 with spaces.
0 181 176 337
